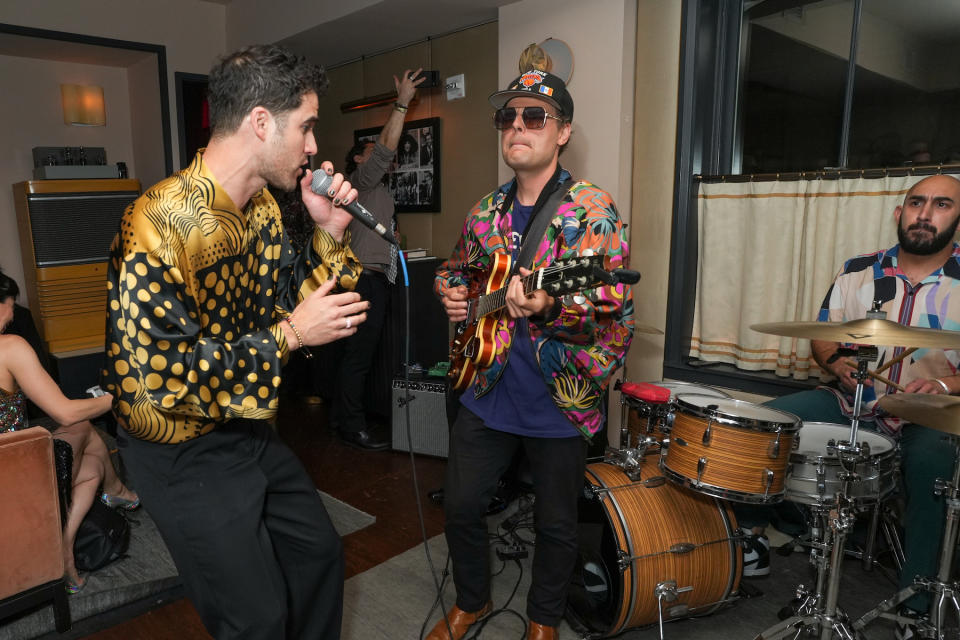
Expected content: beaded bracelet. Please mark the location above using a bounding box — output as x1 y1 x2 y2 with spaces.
285 317 313 359
394 101 408 113
935 378 950 394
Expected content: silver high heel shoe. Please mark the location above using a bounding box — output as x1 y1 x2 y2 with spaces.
100 492 140 511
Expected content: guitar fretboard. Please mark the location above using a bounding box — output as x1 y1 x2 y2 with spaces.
475 264 576 318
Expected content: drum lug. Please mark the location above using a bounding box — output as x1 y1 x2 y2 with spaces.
702 418 713 445
697 457 708 484
643 475 667 489
768 433 781 459
617 550 631 573
762 468 774 497
817 460 827 497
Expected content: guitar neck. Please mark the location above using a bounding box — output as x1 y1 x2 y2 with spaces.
475 270 540 318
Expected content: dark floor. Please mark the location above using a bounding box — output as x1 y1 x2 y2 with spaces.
82 395 447 640
77 396 930 639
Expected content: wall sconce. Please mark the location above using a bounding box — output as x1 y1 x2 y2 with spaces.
340 91 400 114
339 71 439 114
60 84 106 126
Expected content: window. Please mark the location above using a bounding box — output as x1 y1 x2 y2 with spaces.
665 0 960 396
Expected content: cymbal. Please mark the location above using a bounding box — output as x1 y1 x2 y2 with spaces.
635 324 664 335
751 318 960 349
878 393 960 436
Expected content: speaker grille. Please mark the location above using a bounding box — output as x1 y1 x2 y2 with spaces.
391 378 449 458
27 191 137 266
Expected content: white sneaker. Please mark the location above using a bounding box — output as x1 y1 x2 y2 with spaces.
741 528 771 577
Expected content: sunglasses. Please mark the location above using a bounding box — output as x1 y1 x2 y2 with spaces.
492 106 564 130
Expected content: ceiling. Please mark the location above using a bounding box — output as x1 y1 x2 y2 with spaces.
276 0 515 69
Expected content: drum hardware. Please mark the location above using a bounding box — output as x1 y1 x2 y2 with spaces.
853 434 960 639
655 580 695 640
754 480 864 640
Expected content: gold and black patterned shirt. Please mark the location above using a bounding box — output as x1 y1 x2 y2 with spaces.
102 151 361 443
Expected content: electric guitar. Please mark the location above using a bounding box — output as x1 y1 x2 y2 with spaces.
447 253 638 391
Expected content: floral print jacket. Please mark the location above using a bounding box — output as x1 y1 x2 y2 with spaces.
435 170 634 439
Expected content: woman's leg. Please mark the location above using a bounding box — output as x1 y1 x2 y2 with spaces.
53 421 136 586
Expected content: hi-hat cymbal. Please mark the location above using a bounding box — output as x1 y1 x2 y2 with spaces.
751 318 960 349
878 393 960 436
635 324 664 335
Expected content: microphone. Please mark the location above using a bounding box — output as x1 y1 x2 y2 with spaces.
310 171 398 246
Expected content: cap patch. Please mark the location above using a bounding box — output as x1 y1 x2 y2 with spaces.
539 85 554 97
519 71 545 88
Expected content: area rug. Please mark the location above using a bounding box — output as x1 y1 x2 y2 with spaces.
2 490 375 640
341 500 899 640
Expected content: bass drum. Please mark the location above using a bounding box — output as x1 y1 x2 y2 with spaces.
567 462 742 637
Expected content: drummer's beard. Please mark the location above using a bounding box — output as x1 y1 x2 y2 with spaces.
898 214 960 256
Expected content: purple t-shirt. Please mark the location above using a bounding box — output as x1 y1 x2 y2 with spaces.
460 203 577 438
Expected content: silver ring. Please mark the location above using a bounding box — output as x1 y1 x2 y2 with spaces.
346 317 352 329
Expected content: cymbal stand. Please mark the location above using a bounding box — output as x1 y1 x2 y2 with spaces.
756 348 877 640
853 438 960 639
753 471 863 640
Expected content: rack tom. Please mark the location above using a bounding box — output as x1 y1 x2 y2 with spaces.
662 395 801 503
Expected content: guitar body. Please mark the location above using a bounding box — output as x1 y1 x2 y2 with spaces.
448 253 512 392
446 253 619 393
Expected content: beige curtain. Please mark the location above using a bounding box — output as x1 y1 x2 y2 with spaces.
689 176 912 379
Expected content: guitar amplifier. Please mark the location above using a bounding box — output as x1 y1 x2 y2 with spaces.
391 378 449 458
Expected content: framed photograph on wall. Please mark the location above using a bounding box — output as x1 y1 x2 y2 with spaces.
354 117 440 213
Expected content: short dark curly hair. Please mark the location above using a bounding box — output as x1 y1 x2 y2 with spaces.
207 44 329 137
0 268 19 302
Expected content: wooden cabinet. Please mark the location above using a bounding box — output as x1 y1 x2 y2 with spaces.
12 179 140 355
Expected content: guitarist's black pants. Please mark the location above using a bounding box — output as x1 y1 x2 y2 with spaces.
443 407 587 626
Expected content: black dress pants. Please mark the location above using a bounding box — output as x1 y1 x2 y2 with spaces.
443 407 587 626
117 419 344 640
332 270 390 433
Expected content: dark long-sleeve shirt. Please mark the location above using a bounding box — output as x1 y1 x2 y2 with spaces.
101 152 361 443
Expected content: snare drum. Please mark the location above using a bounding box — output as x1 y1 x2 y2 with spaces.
786 422 898 506
663 395 801 503
622 381 731 451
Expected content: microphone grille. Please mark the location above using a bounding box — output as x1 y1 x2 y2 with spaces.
311 170 333 195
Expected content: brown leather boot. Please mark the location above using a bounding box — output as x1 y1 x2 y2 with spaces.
425 602 493 640
527 620 559 640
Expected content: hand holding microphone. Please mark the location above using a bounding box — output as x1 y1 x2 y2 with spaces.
310 169 398 246
299 162 358 241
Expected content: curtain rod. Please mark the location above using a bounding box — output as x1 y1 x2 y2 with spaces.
696 163 960 184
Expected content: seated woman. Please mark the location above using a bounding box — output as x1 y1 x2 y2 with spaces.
0 273 138 594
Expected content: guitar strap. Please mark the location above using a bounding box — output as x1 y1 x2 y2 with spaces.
510 166 574 274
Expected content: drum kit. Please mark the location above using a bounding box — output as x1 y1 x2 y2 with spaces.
565 315 960 639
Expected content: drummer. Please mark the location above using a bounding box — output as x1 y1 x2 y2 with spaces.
743 175 960 639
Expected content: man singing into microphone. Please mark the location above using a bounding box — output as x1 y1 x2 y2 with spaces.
101 44 368 639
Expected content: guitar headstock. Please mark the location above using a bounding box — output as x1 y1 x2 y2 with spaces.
539 254 609 297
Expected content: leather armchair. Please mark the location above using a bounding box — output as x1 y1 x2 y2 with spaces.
0 427 70 632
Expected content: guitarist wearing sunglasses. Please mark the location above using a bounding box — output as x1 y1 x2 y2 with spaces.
428 68 635 640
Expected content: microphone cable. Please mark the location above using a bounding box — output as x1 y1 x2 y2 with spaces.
393 250 456 640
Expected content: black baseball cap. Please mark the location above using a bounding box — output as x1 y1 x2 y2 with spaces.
488 70 574 121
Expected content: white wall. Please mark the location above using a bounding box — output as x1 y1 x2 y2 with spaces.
0 0 227 301
497 0 636 216
0 55 136 292
0 0 228 164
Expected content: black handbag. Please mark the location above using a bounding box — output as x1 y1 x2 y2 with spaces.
74 498 130 571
